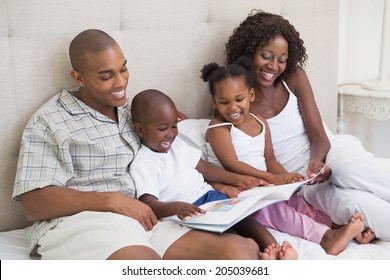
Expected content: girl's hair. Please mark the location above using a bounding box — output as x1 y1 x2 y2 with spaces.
225 10 307 85
200 56 254 96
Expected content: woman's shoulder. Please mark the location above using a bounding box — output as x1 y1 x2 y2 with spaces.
249 113 270 133
250 113 267 123
285 67 308 89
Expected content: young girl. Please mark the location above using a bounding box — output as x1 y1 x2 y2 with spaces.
130 89 298 260
201 57 366 255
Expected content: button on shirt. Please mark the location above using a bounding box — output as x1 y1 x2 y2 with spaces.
12 88 140 254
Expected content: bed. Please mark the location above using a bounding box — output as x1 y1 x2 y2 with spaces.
1 0 389 260
2 226 390 260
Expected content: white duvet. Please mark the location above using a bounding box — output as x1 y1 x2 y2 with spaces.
1 226 390 260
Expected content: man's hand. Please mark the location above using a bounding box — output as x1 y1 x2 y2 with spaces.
108 192 158 231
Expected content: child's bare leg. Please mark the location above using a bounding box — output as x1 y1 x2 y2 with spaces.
320 212 365 255
233 217 277 251
233 218 298 260
355 228 376 244
278 241 298 260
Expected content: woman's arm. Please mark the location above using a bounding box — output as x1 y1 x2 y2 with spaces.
21 186 158 231
286 68 331 181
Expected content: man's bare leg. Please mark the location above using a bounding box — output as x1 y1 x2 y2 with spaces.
108 245 161 260
163 230 260 260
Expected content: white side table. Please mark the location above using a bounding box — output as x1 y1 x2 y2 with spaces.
338 84 390 133
337 84 390 158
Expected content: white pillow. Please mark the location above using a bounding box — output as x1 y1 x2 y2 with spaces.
177 119 210 160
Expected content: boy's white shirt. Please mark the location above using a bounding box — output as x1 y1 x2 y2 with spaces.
130 137 213 203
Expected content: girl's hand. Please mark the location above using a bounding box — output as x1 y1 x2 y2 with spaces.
235 175 269 190
219 185 242 198
269 173 305 185
175 202 205 221
307 159 332 184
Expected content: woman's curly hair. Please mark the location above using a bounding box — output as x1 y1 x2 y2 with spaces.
225 10 307 84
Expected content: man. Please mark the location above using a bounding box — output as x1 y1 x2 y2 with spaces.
13 29 262 260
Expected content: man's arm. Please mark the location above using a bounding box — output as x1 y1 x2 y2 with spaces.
21 186 158 231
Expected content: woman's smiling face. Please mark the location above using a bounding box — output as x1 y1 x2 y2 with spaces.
252 35 289 87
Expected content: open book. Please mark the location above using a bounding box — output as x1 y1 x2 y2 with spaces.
170 162 331 232
170 179 309 233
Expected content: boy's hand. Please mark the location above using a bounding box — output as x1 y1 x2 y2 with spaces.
174 202 206 221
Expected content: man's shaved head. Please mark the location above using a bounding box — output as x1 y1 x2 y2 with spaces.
69 29 118 72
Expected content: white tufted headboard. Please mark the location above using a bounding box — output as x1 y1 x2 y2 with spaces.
0 0 339 232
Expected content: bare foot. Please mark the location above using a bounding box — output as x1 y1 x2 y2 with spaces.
320 212 365 255
278 241 298 260
260 242 298 260
260 243 280 260
355 228 376 244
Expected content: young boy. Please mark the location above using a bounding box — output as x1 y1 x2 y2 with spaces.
130 89 298 260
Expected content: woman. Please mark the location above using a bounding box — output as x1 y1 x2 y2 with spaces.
225 10 390 242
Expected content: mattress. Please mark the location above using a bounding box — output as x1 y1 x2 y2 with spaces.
1 226 390 260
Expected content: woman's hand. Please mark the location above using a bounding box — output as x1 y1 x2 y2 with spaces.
307 159 332 184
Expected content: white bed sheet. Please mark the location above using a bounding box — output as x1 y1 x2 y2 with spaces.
0 227 30 259
1 226 390 260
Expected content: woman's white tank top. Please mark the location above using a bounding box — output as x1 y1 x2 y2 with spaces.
266 81 310 174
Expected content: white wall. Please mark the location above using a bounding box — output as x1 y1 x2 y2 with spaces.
338 0 390 84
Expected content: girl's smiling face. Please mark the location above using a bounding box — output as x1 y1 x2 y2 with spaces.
213 76 255 126
252 35 289 87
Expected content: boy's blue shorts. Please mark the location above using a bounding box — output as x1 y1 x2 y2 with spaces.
193 190 228 206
